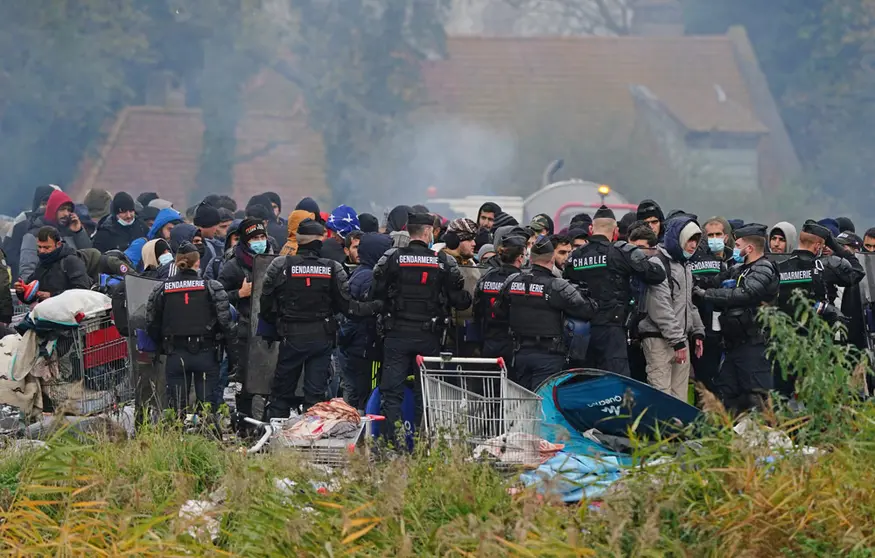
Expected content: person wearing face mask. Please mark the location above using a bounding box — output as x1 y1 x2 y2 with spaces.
637 217 705 400
687 217 732 395
93 192 150 253
141 239 174 278
218 218 271 416
564 206 666 377
262 218 382 419
205 219 242 281
18 190 92 282
146 242 236 415
698 224 779 412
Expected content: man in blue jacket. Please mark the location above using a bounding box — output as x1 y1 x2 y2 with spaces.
341 232 392 410
125 208 184 269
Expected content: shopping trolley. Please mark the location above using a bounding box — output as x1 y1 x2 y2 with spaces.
10 289 29 324
418 355 543 466
44 308 133 415
242 414 383 466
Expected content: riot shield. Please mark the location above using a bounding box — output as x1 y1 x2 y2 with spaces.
766 253 794 267
124 274 165 412
125 274 161 333
246 254 279 395
856 252 875 304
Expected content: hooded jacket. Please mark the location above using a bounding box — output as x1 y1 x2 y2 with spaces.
769 222 798 253
141 239 163 273
343 233 392 358
279 209 316 256
169 223 198 253
125 208 184 268
21 242 92 298
19 191 92 281
639 216 706 349
218 241 265 330
92 214 149 253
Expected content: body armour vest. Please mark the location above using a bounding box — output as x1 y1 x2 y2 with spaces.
161 277 215 337
477 266 516 339
391 248 444 323
690 251 724 331
277 254 333 322
689 253 723 287
777 255 824 315
507 272 564 339
567 241 626 325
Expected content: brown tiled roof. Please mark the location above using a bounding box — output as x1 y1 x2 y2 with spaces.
75 34 773 206
72 106 328 210
423 35 767 135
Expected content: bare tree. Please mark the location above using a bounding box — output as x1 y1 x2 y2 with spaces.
495 0 631 36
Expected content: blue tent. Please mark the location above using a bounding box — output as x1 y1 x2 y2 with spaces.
536 369 701 457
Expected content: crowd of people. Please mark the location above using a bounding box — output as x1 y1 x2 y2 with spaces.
0 185 873 434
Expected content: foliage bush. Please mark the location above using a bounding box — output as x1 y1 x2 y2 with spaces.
0 299 873 556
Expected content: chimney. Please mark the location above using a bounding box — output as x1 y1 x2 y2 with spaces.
145 70 187 109
630 0 684 37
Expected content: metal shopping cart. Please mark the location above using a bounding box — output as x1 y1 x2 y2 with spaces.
242 414 382 466
10 289 30 324
418 355 543 466
44 308 133 415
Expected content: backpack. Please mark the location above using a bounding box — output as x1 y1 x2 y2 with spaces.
625 250 679 341
653 251 678 299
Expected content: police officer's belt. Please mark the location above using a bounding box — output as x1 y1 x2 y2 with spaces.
170 336 217 351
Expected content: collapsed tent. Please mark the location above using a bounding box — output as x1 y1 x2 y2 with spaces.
536 369 701 456
521 369 702 502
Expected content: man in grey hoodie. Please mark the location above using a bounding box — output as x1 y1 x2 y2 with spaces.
638 216 706 400
769 222 797 254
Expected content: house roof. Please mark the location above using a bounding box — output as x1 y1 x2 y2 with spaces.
422 35 767 135
72 105 328 211
74 33 783 207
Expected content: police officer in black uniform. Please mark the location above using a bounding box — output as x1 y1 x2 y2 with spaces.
370 212 472 442
772 220 865 395
688 237 729 394
146 242 235 413
775 220 864 321
260 218 381 418
564 206 666 376
495 236 598 390
474 230 528 375
700 224 779 412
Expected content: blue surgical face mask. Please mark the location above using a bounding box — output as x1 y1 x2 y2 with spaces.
118 217 135 227
683 250 694 260
158 252 173 266
732 247 745 264
249 239 267 255
708 238 725 253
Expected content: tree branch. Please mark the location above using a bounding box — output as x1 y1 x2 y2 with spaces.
593 0 627 35
233 139 295 165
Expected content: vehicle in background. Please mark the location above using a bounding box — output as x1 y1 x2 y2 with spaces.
425 160 635 230
524 160 635 229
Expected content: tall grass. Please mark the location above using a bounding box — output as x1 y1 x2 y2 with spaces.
0 297 873 556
